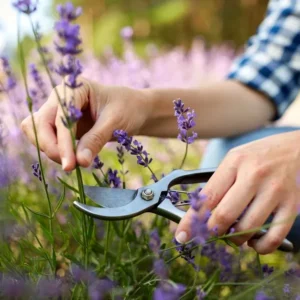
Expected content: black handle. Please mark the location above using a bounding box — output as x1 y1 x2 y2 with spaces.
160 168 216 188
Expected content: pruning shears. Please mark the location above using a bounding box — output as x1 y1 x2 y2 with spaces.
73 168 294 252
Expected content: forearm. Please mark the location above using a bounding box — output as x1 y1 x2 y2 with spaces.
141 80 275 139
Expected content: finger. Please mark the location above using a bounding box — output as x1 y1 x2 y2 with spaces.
175 156 237 244
54 81 90 171
76 106 118 167
21 109 60 163
55 106 78 171
175 208 198 243
207 177 256 235
200 154 237 212
229 188 279 246
249 202 297 254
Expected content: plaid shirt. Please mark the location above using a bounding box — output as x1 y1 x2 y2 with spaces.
228 0 300 119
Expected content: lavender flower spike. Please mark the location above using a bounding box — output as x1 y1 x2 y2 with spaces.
0 57 17 91
61 99 82 128
113 130 154 170
57 2 82 21
93 155 104 170
13 0 37 14
173 99 198 145
32 162 42 182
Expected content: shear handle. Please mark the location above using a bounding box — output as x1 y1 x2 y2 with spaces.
160 168 216 189
154 199 293 252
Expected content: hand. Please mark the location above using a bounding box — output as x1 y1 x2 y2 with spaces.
176 131 300 254
21 77 152 171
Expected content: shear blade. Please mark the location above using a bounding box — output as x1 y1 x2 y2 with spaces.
84 185 136 208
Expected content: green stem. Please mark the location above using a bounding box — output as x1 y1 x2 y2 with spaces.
18 13 55 273
256 252 263 279
104 222 111 264
179 142 188 169
29 16 90 269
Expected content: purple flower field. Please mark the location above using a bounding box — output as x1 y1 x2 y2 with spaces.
1 1 300 299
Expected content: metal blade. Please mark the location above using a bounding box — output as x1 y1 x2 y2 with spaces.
84 185 137 208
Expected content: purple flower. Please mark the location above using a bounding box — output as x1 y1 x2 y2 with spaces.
113 130 154 170
117 146 125 165
54 2 83 90
0 57 16 91
153 259 168 279
262 264 274 277
72 264 95 283
154 282 186 300
191 210 211 245
35 278 63 298
88 278 115 300
166 191 180 204
114 130 132 151
255 291 273 300
0 277 32 298
149 229 161 253
93 155 104 170
283 283 290 295
196 288 206 300
189 188 204 211
62 99 82 127
29 63 47 98
120 26 133 39
13 0 37 14
57 2 82 21
173 99 197 144
173 99 189 116
32 162 42 182
173 238 197 269
55 20 82 56
107 168 121 188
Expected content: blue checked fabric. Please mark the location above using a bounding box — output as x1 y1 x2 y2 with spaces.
227 0 300 119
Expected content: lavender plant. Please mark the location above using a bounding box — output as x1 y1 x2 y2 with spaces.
0 1 299 299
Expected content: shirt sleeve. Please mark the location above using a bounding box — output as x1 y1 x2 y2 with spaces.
227 0 300 119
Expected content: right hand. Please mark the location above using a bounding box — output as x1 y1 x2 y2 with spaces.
21 77 152 171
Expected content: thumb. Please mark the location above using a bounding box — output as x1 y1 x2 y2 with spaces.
175 208 196 244
76 107 118 167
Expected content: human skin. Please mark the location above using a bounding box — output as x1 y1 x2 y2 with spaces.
21 77 300 254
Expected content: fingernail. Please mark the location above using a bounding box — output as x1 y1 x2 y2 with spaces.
61 157 68 170
175 231 187 244
81 148 93 164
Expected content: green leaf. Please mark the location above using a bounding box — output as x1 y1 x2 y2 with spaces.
57 177 79 193
112 221 122 238
87 217 95 241
52 185 66 217
123 220 132 236
92 172 105 187
39 222 54 244
92 242 116 260
63 254 82 267
224 238 240 253
24 205 51 219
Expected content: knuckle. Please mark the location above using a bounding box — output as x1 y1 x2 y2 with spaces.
267 235 282 250
213 209 231 225
251 165 269 180
202 188 216 208
227 150 245 166
270 181 285 195
87 132 105 149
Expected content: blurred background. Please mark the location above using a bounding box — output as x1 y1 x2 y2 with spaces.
1 0 269 57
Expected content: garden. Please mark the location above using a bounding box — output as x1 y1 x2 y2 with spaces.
0 0 300 299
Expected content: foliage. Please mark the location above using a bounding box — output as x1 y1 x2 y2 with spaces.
0 1 300 299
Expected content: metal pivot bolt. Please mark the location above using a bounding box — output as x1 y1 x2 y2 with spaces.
141 189 154 201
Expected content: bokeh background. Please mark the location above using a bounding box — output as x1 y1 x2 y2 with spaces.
1 0 269 57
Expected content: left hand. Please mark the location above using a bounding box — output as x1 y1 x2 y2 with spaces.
175 130 300 254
